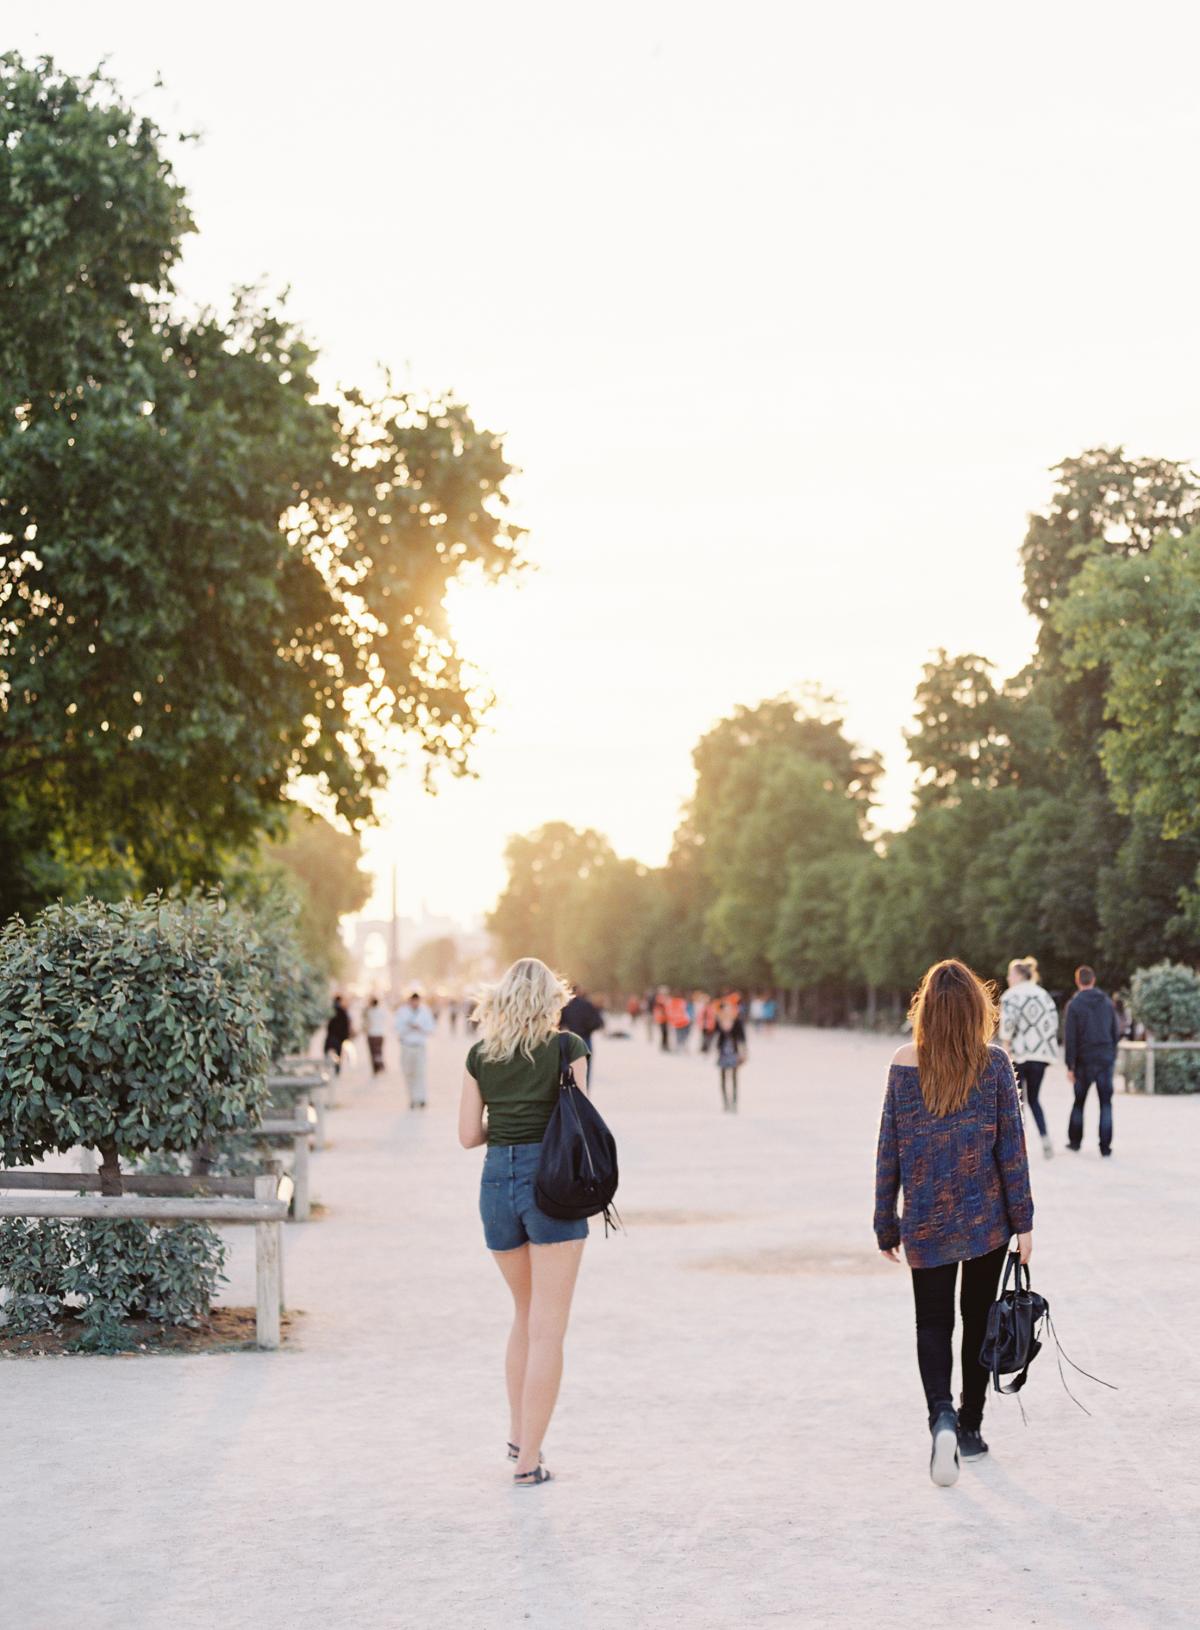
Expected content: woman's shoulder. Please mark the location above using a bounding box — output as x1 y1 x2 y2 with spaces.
890 1041 918 1070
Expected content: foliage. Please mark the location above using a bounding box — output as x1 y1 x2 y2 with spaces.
490 444 1200 1010
0 55 521 917
272 810 371 972
237 892 328 1061
487 822 617 972
1053 531 1200 841
0 893 271 1186
0 1216 226 1350
1128 961 1200 1095
1129 962 1200 1039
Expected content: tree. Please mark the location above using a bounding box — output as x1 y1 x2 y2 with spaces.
907 652 1055 806
255 807 371 975
1053 531 1200 841
702 746 867 986
0 56 522 914
488 822 616 971
0 894 272 1195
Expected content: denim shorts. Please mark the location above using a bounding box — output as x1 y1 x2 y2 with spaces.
480 1142 589 1251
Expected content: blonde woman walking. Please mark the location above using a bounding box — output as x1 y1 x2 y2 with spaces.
458 958 590 1487
999 956 1059 1159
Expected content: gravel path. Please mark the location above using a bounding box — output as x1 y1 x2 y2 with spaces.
3 1024 1197 1629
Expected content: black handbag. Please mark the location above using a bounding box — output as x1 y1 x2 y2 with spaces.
980 1249 1117 1413
535 1035 621 1229
980 1250 1048 1395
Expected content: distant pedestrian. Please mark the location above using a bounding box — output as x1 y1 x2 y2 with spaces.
1064 965 1121 1157
667 992 690 1051
447 999 459 1036
458 958 590 1487
560 988 604 1088
653 989 670 1052
749 995 765 1032
395 991 435 1109
762 994 778 1030
365 995 387 1075
998 956 1058 1159
700 995 717 1053
875 959 1034 1487
713 1000 746 1112
323 995 351 1076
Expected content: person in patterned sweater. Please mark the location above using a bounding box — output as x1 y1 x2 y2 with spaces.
875 959 1034 1487
999 955 1059 1159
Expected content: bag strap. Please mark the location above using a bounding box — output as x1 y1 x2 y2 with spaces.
557 1032 574 1090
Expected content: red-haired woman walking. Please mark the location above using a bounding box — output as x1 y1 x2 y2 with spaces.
874 960 1034 1486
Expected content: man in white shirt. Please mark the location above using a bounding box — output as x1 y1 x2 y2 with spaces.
394 991 435 1109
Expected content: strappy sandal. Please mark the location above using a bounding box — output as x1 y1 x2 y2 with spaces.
514 1466 553 1486
507 1442 544 1464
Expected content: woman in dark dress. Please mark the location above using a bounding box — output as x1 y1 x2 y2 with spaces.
874 959 1034 1486
713 998 747 1112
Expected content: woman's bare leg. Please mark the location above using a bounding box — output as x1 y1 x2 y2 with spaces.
492 1246 532 1448
514 1240 585 1475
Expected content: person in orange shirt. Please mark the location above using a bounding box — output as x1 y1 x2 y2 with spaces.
652 988 670 1052
667 992 690 1050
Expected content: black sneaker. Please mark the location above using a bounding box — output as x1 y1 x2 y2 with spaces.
929 1406 959 1487
958 1425 989 1460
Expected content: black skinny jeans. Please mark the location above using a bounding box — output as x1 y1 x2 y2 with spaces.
1015 1059 1048 1136
910 1242 1007 1428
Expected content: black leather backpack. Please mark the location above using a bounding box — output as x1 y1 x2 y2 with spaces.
535 1035 621 1229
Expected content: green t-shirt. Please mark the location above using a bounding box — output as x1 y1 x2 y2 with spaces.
467 1030 589 1146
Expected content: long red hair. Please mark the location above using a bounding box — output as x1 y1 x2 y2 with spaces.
908 959 998 1116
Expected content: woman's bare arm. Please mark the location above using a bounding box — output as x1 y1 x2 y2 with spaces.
458 1071 486 1148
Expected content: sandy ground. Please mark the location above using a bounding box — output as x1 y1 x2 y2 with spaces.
3 1023 1198 1630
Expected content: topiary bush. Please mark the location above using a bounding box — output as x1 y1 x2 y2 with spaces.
1128 961 1200 1094
0 1216 226 1350
0 892 270 1346
237 889 328 1062
0 893 273 1191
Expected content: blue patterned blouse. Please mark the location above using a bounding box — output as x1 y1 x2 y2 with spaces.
873 1043 1034 1269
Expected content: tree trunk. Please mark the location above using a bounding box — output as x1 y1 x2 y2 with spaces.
190 1144 214 1177
97 1137 123 1197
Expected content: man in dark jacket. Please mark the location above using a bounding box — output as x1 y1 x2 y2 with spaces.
1064 966 1121 1156
560 989 604 1089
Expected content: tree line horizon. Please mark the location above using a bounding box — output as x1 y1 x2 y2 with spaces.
489 448 1200 1015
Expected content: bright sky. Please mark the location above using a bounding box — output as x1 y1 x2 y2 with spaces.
19 4 1200 923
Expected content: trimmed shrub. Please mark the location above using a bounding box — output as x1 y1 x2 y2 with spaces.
1128 961 1200 1094
0 1216 226 1350
0 893 272 1189
0 892 270 1344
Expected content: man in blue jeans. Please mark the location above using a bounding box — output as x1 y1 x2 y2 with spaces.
1064 965 1121 1156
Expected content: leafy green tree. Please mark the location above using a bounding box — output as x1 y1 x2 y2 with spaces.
0 55 521 914
488 822 616 971
253 808 371 976
1053 531 1200 841
703 747 867 986
771 850 871 993
0 894 271 1195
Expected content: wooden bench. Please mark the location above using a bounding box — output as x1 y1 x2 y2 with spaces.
268 1077 328 1148
0 1177 290 1349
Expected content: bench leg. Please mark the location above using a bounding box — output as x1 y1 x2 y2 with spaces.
292 1130 311 1222
254 1175 282 1349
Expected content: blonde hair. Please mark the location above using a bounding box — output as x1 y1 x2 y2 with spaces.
1008 956 1039 982
473 957 572 1063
